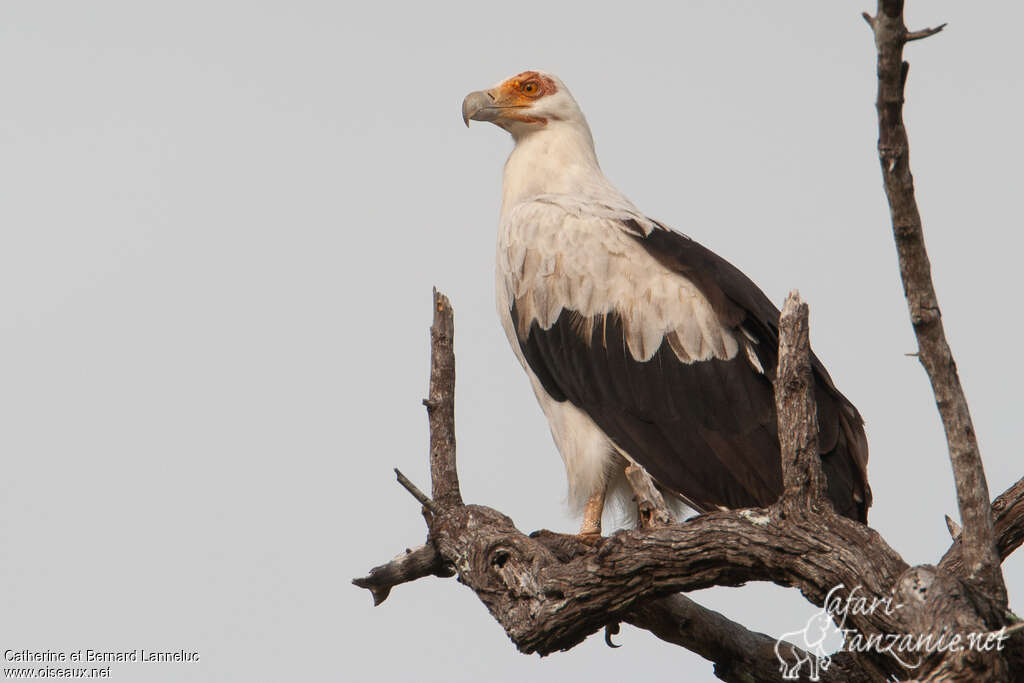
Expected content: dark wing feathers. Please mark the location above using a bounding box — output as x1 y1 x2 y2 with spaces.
514 220 871 522
517 305 784 512
634 223 871 520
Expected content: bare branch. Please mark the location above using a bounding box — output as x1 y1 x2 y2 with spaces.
865 0 1005 605
775 291 828 512
940 476 1024 575
988 477 1024 562
945 514 962 542
905 23 946 42
351 291 462 608
624 463 673 529
355 289 1023 679
394 468 436 513
1001 621 1024 638
427 288 462 508
892 565 1017 680
625 594 880 683
429 501 908 666
352 543 453 606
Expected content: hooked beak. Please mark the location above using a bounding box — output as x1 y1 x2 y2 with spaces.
461 89 498 127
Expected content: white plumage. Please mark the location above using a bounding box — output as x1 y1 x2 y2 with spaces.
482 72 733 517
463 70 871 532
496 199 744 515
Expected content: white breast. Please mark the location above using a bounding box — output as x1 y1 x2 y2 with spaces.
495 234 619 515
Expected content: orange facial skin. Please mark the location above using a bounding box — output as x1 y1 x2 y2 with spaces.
490 71 558 124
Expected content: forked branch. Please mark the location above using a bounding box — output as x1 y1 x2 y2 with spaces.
864 0 1006 605
354 289 1023 681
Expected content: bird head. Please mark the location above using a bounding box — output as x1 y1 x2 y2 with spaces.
462 71 583 138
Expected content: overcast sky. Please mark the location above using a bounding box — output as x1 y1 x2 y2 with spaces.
2 2 1021 681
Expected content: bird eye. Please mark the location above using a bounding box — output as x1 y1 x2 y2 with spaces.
522 81 539 96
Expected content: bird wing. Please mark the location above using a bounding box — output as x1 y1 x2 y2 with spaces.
502 200 870 519
634 221 871 519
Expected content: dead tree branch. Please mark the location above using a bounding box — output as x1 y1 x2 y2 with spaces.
624 463 674 529
776 291 829 514
941 476 1024 579
355 6 1023 679
426 288 462 508
351 543 452 606
428 501 906 663
865 0 1005 606
355 289 1023 681
394 468 436 513
625 594 881 683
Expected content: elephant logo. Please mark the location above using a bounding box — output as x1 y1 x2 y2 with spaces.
774 609 840 681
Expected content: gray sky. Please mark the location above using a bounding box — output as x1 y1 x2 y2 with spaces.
2 2 1021 681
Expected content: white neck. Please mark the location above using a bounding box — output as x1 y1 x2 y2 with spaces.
500 120 624 216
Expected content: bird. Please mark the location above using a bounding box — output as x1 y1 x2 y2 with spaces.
462 71 870 539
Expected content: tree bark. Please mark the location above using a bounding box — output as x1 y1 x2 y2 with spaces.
776 292 828 514
355 293 1023 681
864 0 1006 606
425 288 462 508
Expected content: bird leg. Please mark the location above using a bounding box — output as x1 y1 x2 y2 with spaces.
577 488 606 543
